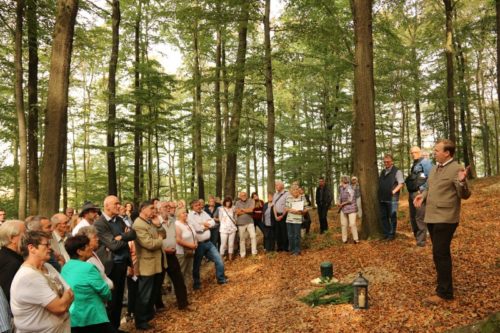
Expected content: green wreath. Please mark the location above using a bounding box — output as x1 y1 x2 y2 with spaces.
299 283 354 307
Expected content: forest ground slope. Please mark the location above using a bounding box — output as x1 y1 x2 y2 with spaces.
127 176 500 333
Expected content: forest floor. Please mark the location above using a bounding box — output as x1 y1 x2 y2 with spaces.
124 176 500 333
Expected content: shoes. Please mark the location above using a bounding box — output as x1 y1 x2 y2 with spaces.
354 240 360 244
343 241 348 244
423 295 451 306
136 323 153 330
218 279 228 285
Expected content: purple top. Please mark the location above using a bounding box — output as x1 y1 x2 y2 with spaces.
339 185 357 214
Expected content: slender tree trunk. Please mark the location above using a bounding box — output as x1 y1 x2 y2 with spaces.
497 0 500 134
252 131 258 194
155 123 160 198
107 0 120 195
224 0 250 199
133 9 142 207
475 51 491 176
222 38 230 189
70 117 78 205
147 116 153 199
15 0 27 220
350 0 382 239
13 140 19 210
193 20 205 199
443 0 456 142
264 0 276 194
323 87 333 185
455 38 476 178
214 24 223 198
39 0 78 216
26 0 39 215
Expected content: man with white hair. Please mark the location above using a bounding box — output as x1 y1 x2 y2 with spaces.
273 181 289 251
0 220 26 302
188 200 227 290
49 213 70 265
25 215 62 271
234 191 257 257
0 220 26 333
405 146 433 247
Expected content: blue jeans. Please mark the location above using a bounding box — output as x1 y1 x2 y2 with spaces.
379 199 399 239
193 241 226 289
286 223 302 254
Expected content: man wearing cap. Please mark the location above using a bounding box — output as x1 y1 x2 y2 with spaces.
72 202 100 236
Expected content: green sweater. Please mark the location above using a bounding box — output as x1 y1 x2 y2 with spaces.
61 259 112 327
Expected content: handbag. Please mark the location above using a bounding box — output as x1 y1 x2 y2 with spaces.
183 224 196 257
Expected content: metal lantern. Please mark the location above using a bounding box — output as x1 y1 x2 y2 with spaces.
320 262 333 281
352 272 369 309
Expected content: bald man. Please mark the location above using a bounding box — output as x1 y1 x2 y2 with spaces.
50 213 70 265
405 146 433 247
95 195 136 331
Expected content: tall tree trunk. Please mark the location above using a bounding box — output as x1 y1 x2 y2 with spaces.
26 0 39 215
107 0 120 195
214 6 223 198
133 9 142 207
15 0 27 220
264 0 275 195
224 0 250 199
475 50 491 176
443 0 456 142
497 0 500 134
193 20 205 200
350 0 382 239
39 0 78 216
221 38 230 189
455 38 476 178
323 86 333 185
252 131 258 194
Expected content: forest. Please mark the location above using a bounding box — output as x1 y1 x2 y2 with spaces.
0 0 498 226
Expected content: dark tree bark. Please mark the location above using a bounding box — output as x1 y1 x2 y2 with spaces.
443 0 456 142
350 0 382 239
224 0 250 199
497 0 500 120
264 0 275 195
496 0 500 174
193 19 205 200
455 38 476 178
39 0 78 216
133 9 142 207
15 0 27 220
26 0 39 215
107 0 120 195
214 22 223 198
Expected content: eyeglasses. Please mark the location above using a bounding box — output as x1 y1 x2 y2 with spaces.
38 242 51 247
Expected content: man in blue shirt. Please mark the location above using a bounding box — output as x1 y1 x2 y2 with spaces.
406 147 433 247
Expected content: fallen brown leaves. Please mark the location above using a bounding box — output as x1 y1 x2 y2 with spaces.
126 176 500 333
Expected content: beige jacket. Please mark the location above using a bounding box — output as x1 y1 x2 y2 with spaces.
133 217 166 276
422 160 471 224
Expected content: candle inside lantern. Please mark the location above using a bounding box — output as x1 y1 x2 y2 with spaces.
358 289 366 308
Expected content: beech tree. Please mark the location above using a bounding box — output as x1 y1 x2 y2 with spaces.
39 0 79 216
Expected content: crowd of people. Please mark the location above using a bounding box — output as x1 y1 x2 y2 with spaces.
0 139 471 332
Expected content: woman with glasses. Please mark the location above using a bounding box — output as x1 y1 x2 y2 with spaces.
10 230 74 333
61 235 114 333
